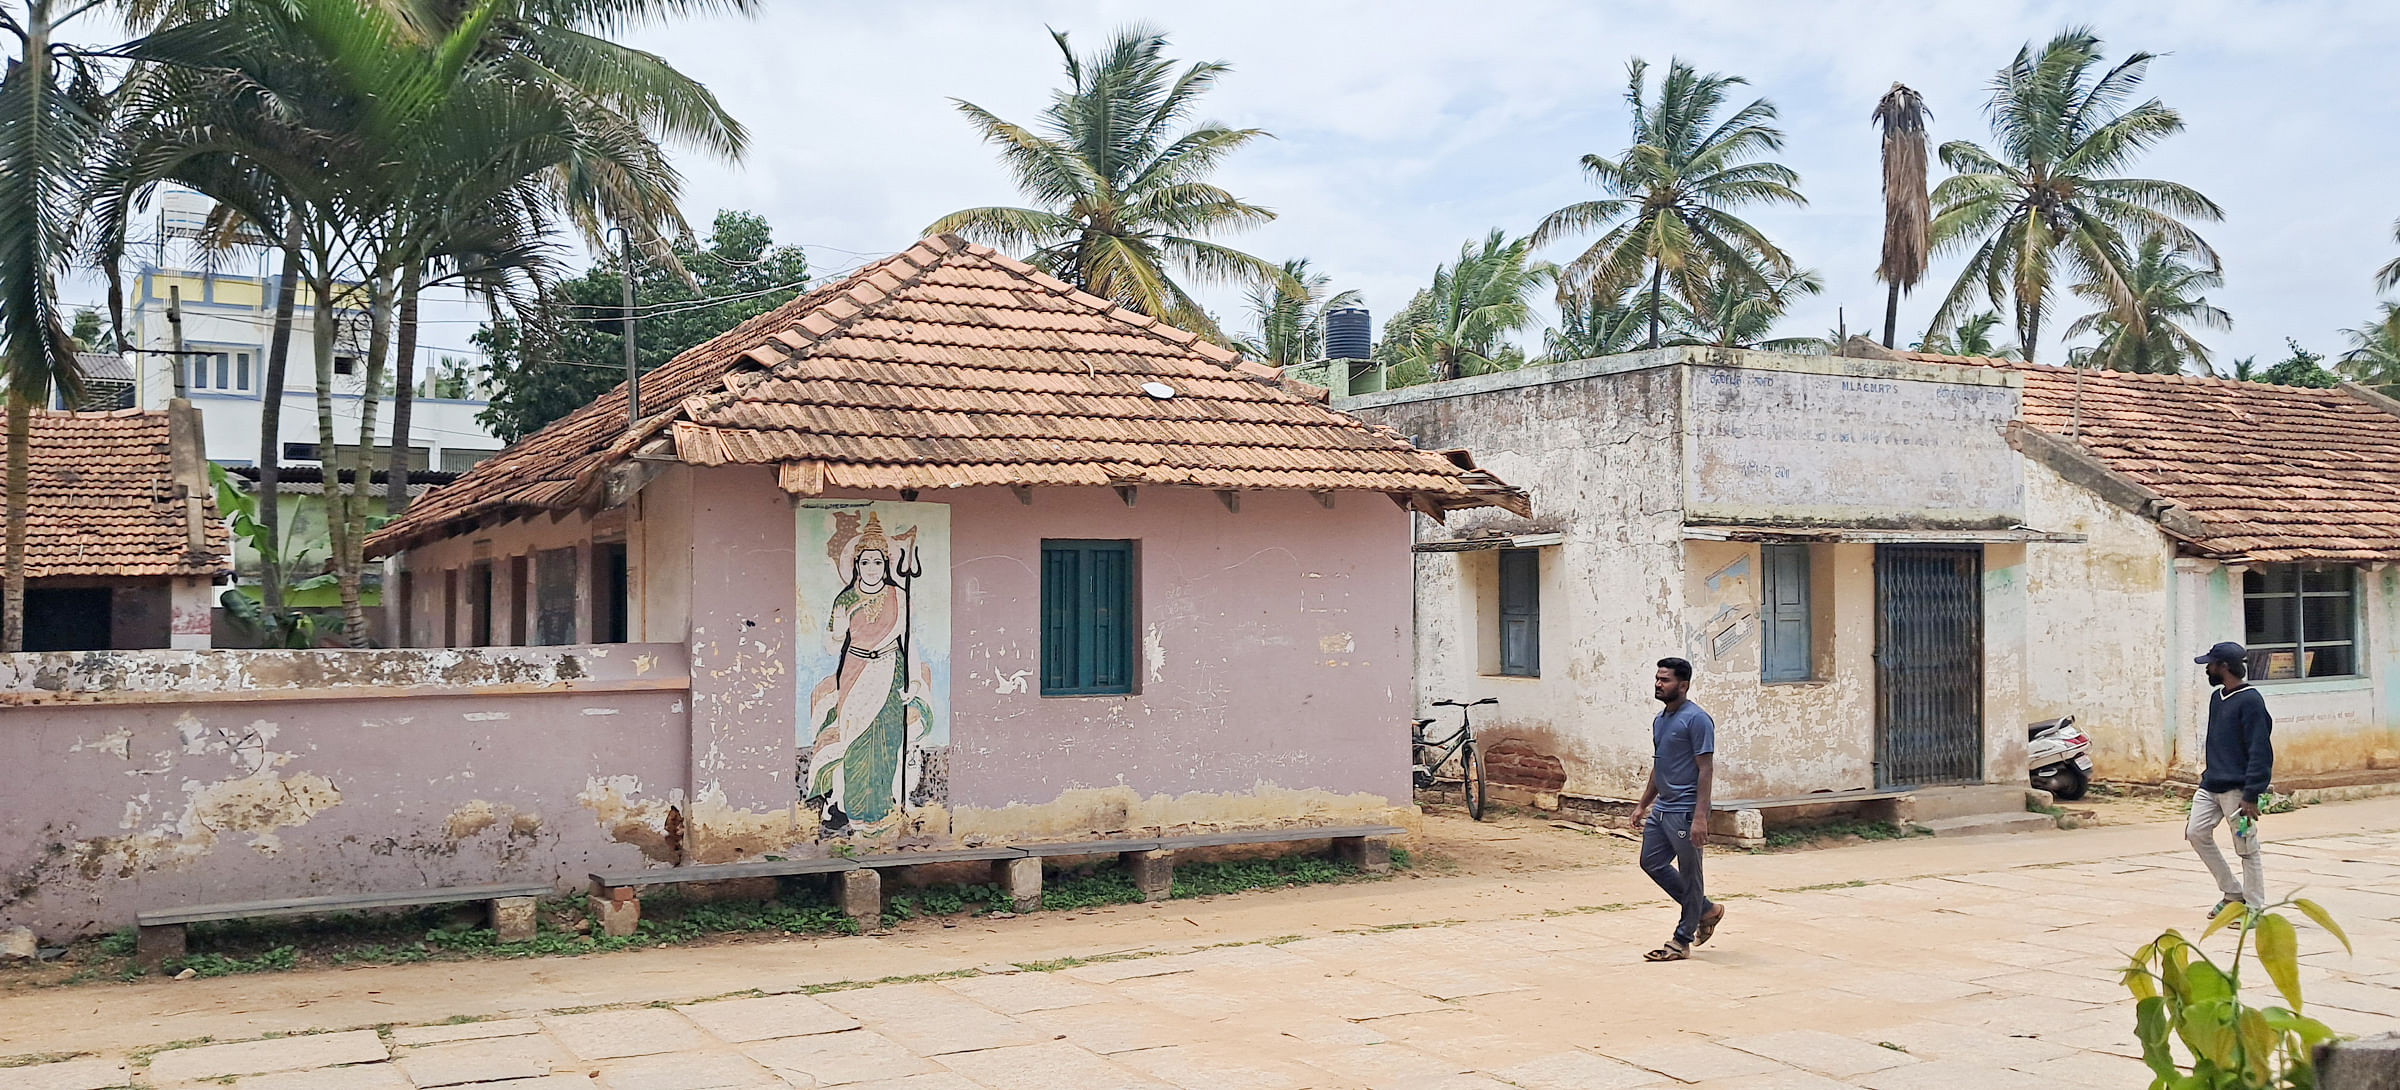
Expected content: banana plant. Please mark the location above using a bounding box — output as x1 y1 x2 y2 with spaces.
2122 896 2351 1089
210 463 323 648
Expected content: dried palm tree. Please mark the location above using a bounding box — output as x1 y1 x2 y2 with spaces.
1872 83 1931 348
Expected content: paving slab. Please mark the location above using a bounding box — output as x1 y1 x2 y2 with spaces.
590 1050 783 1090
934 1040 1171 1090
1850 1021 2075 1068
1854 1058 2054 1090
1611 1041 1794 1083
393 1035 581 1087
1724 1031 1918 1079
742 1029 944 1086
0 1058 133 1090
817 983 1046 1056
389 1019 545 1047
1110 1043 1325 1090
675 993 861 1042
146 1031 387 1082
542 1008 714 1060
1490 1048 1669 1090
937 971 1115 1014
1019 1002 1197 1054
226 1063 412 1090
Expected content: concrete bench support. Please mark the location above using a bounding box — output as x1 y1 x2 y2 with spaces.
135 923 185 971
993 856 1043 912
589 881 642 938
837 868 883 927
1332 835 1392 873
489 896 540 943
1122 848 1174 902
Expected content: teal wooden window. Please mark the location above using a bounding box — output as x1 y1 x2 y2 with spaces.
1041 540 1135 695
1762 545 1812 682
2244 564 2358 679
1498 549 1539 677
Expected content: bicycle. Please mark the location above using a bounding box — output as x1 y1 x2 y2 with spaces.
1412 697 1494 821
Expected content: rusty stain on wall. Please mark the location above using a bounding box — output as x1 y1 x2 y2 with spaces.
576 775 687 863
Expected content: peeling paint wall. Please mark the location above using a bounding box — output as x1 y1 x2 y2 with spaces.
2022 458 2178 780
1350 348 2035 802
0 646 690 939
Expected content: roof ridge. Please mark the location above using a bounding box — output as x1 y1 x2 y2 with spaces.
1907 351 2366 401
943 239 1246 369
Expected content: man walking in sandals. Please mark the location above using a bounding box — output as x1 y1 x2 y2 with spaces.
2189 641 2273 918
1633 657 1725 962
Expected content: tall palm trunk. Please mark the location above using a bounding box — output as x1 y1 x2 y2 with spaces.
1646 264 1665 349
340 273 392 647
311 269 350 642
4 393 27 652
1884 282 1901 350
258 241 300 614
385 262 420 516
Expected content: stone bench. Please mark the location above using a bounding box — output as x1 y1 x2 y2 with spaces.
134 883 553 969
1708 788 1916 849
586 824 1403 935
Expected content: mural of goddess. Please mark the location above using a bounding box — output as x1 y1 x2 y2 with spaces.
803 512 935 836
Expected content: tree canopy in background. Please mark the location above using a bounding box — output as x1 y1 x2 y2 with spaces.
476 210 807 442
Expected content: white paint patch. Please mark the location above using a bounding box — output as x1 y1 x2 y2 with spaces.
73 728 134 759
1145 624 1167 683
633 654 658 674
1318 632 1356 654
990 668 1031 695
581 707 621 716
463 711 511 722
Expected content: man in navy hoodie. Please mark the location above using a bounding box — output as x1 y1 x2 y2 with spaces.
2189 641 2274 916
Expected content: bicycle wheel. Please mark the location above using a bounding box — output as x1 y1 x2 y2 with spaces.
1462 738 1487 821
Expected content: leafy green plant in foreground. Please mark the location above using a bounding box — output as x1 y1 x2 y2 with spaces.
2121 896 2350 1089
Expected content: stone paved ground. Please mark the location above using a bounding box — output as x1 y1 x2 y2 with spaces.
5 801 2399 1090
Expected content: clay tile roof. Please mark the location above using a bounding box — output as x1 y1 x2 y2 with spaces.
1908 352 2400 563
370 234 1526 555
0 408 228 578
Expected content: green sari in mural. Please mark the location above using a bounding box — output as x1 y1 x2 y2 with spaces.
806 566 926 830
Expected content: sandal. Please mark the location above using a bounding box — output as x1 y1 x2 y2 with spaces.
1694 904 1726 946
1643 940 1690 962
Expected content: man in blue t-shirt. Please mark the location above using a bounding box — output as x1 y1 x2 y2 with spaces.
1632 656 1723 961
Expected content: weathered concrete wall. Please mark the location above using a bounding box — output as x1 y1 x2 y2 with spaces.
1359 363 1688 801
1351 350 2035 802
1681 541 1879 799
1 646 690 939
1680 352 2023 529
2022 457 2177 780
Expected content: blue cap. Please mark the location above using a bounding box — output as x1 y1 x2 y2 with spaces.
2194 641 2247 666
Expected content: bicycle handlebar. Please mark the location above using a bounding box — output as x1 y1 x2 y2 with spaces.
1431 698 1501 708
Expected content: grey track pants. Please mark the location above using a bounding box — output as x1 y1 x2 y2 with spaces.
1641 811 1714 945
2187 787 2264 909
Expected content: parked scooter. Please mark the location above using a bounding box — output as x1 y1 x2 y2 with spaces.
2028 715 2093 801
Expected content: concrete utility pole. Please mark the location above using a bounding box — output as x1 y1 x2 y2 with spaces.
167 285 187 399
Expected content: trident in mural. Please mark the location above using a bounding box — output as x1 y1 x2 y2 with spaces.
893 538 923 800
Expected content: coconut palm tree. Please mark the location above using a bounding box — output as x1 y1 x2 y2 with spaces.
2062 233 2230 374
2340 303 2400 393
1400 231 1555 383
1533 57 1806 350
0 0 111 651
1236 258 1360 368
1544 285 1653 362
1915 312 2019 358
1872 83 1931 349
1677 265 1826 352
928 26 1283 339
2376 219 2400 294
1928 27 2221 363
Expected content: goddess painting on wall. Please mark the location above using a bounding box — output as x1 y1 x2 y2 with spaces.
797 501 950 839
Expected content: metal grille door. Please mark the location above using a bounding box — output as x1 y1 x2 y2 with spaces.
1874 546 1984 786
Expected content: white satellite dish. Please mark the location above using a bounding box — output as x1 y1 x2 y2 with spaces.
1141 382 1177 400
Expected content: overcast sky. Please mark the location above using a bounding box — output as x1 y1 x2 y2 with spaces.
587 0 2400 370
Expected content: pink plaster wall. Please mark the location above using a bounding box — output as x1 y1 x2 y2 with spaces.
940 485 1413 808
0 648 689 939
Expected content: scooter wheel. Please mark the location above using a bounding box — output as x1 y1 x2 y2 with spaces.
2052 768 2089 802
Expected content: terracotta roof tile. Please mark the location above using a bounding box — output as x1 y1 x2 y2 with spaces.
0 408 228 578
1908 353 2400 562
369 235 1525 554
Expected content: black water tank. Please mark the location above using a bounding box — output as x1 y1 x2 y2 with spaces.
1324 307 1372 361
